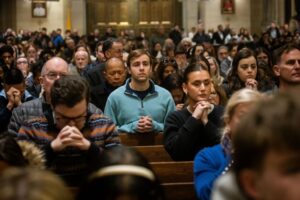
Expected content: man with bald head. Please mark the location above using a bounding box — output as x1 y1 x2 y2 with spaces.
90 57 127 110
8 57 102 136
85 38 124 87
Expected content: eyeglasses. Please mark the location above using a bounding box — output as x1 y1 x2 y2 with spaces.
161 58 177 66
54 111 87 124
17 61 28 64
43 72 68 80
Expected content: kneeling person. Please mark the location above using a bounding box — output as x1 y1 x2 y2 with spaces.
17 75 120 186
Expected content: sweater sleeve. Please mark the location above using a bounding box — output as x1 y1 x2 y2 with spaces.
7 107 21 136
0 105 12 133
194 145 228 200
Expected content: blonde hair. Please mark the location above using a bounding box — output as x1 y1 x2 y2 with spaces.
221 88 263 154
223 88 262 124
0 167 72 200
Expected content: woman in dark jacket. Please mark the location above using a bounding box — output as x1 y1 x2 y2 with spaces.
163 62 224 161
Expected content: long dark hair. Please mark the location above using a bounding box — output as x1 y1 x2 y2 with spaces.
226 48 258 92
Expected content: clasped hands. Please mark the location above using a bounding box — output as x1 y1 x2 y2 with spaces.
192 101 212 125
6 87 22 110
136 116 153 133
51 125 91 152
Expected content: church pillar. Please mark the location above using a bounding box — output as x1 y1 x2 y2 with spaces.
181 0 198 35
70 0 86 34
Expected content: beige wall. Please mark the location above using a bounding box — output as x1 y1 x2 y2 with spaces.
16 0 86 35
16 1 65 33
14 0 284 36
200 0 251 33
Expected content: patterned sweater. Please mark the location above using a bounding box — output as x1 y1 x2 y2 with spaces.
17 113 120 186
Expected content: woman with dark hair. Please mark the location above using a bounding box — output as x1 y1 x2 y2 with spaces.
155 57 178 85
164 63 224 161
254 47 277 86
161 73 185 110
209 79 228 106
77 146 165 200
187 44 205 60
223 47 274 97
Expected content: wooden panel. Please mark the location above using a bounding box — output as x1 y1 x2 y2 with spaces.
162 0 172 22
163 182 197 200
120 1 129 22
95 2 106 24
132 145 172 162
139 0 148 23
86 0 183 36
109 2 119 23
151 161 194 183
119 132 163 146
150 0 160 23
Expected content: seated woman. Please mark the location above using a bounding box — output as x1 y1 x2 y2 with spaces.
223 48 275 97
77 146 165 200
164 62 224 161
154 57 178 85
160 73 185 110
193 88 262 200
209 79 228 106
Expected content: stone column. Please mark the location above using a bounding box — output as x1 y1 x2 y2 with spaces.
180 0 198 35
71 0 86 35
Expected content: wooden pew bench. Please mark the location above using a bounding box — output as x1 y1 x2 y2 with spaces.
151 161 196 200
150 161 194 183
131 145 172 162
119 132 163 146
163 182 196 200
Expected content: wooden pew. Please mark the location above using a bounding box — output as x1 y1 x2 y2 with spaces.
151 161 196 200
163 182 196 200
119 132 163 146
132 145 172 162
68 161 196 200
150 161 194 183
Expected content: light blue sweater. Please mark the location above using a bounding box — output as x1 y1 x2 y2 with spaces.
104 79 176 133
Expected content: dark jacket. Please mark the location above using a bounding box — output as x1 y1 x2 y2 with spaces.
163 106 224 161
90 81 119 111
84 62 105 88
0 90 33 133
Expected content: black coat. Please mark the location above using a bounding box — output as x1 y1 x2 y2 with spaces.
163 106 224 161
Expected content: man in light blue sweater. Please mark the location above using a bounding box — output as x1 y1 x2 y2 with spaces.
104 49 176 133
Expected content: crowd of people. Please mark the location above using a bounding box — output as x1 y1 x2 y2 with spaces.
0 20 300 200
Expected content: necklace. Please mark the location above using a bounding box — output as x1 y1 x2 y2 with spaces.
221 160 234 175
